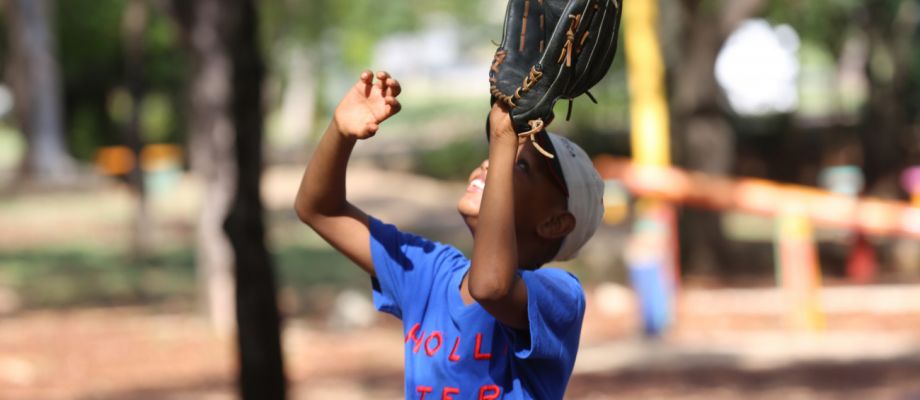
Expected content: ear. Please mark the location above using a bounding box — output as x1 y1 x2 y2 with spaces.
536 211 575 240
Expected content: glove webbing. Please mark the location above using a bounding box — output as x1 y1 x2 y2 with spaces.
493 0 619 158
521 8 588 158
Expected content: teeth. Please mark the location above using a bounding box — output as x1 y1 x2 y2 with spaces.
471 179 485 190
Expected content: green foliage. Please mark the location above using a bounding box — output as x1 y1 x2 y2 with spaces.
56 0 125 88
104 88 177 144
414 137 488 180
0 124 24 170
107 87 133 126
260 0 331 45
69 105 105 160
140 92 175 143
0 244 367 312
54 0 188 161
261 0 486 67
768 0 919 117
0 246 198 308
55 0 123 159
142 10 188 94
766 0 863 55
262 0 484 43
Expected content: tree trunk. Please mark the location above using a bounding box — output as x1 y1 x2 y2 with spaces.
168 0 236 339
672 0 766 277
178 0 238 340
4 0 74 184
859 0 918 191
181 0 286 397
123 0 151 258
224 0 286 398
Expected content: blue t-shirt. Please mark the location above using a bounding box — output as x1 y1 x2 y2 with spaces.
368 217 586 400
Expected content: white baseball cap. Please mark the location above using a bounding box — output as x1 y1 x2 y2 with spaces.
545 132 605 261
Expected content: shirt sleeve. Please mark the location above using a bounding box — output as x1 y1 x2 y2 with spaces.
507 268 586 361
367 216 459 320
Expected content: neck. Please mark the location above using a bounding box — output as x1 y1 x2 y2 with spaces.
466 225 558 269
517 237 560 270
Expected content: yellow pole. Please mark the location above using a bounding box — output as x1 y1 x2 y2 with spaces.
622 0 678 334
624 0 670 167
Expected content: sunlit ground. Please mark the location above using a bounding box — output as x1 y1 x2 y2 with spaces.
1 164 920 399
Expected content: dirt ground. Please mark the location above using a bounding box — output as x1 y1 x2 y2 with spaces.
2 285 920 400
3 166 920 399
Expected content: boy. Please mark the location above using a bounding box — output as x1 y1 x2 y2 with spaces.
295 70 604 399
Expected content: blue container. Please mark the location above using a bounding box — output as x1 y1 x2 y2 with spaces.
628 260 671 336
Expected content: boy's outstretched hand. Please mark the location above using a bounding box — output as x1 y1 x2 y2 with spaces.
334 70 402 140
488 102 518 145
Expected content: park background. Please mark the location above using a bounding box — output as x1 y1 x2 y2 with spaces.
1 0 919 398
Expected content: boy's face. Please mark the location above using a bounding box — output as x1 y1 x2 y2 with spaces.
457 142 567 236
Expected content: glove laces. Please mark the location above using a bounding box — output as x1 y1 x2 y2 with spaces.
518 119 554 159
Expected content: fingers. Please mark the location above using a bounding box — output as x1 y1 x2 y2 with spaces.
360 70 402 98
388 78 402 97
360 69 403 120
360 70 373 96
371 71 402 98
388 100 402 116
360 70 373 83
488 102 516 141
366 122 379 135
375 71 389 92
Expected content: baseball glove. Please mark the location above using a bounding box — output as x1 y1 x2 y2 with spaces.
489 0 623 158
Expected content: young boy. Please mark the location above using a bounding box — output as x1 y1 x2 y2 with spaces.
295 70 604 399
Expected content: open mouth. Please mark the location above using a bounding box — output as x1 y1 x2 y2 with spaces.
467 177 485 193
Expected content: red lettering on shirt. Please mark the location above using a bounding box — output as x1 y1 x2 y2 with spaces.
442 387 460 400
413 335 426 353
425 331 443 356
479 385 501 400
406 323 423 344
448 337 461 362
417 385 433 400
474 333 492 360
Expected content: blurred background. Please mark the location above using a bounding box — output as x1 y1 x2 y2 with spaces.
0 0 919 398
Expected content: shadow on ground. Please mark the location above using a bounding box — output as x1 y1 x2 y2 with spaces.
567 356 920 398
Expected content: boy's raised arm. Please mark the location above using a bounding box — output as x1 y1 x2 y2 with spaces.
295 71 401 276
468 104 530 330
